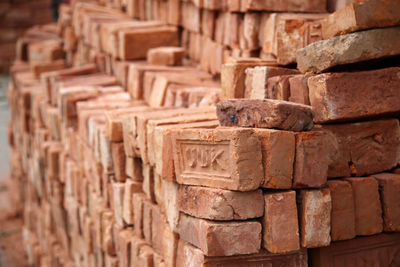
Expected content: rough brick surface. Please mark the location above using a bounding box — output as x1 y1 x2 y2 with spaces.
178 185 264 220
346 177 383 236
308 68 400 123
172 127 263 191
263 191 299 253
217 99 314 131
179 213 262 256
297 27 400 73
327 180 356 241
298 188 331 248
371 173 400 232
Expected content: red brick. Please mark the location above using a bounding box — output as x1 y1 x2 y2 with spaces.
320 119 400 178
179 213 262 256
346 177 383 236
298 188 331 248
178 185 264 220
147 46 185 66
132 193 146 238
217 99 314 132
172 127 263 191
263 191 299 253
327 180 356 241
293 131 329 188
371 173 400 232
308 68 400 123
254 129 295 189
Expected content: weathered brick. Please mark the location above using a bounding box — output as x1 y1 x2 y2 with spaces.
179 213 262 256
298 188 331 248
263 191 299 253
217 99 314 131
308 68 400 123
147 46 185 66
346 177 383 236
172 127 263 191
297 27 400 73
178 185 264 220
371 173 400 232
327 180 356 241
293 131 329 188
320 119 400 178
254 129 295 189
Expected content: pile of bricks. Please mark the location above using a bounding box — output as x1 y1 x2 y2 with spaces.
5 0 400 266
0 0 55 73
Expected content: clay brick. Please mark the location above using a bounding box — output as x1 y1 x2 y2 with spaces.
217 99 314 131
178 185 264 220
310 233 400 267
298 188 331 248
297 27 400 73
161 179 180 233
147 47 185 66
293 131 329 188
111 182 125 227
143 200 153 245
265 75 293 101
172 127 263 191
31 60 66 79
111 142 126 182
118 26 179 60
370 173 400 232
327 180 356 241
133 193 146 238
308 68 400 123
177 239 308 267
288 75 310 105
346 177 383 236
115 229 133 267
253 129 295 189
179 213 262 256
142 164 155 202
241 0 326 12
125 157 143 182
263 191 300 253
320 119 400 178
245 66 300 99
321 0 400 39
153 120 218 181
122 179 142 225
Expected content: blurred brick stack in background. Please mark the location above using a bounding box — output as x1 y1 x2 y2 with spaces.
0 0 55 73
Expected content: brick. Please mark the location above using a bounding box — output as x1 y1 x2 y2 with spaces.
153 120 218 181
370 173 400 232
172 127 263 191
293 131 329 188
297 27 400 73
217 99 314 131
178 185 264 220
162 179 180 233
298 188 331 248
177 239 308 267
265 75 293 101
132 193 146 238
253 129 295 189
111 182 125 227
111 142 126 182
288 75 310 105
125 157 144 181
31 60 66 79
143 200 153 245
142 164 155 202
310 233 400 267
118 26 179 60
321 0 400 39
263 191 299 253
241 0 326 12
346 177 383 236
245 66 300 99
320 119 400 178
179 213 261 256
147 47 185 66
122 179 142 225
308 68 400 123
327 180 356 241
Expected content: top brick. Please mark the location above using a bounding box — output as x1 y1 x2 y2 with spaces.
321 0 400 39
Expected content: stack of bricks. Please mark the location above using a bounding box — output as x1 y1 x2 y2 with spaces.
5 0 400 267
0 0 55 73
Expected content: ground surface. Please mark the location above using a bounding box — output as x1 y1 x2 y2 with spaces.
0 75 27 267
